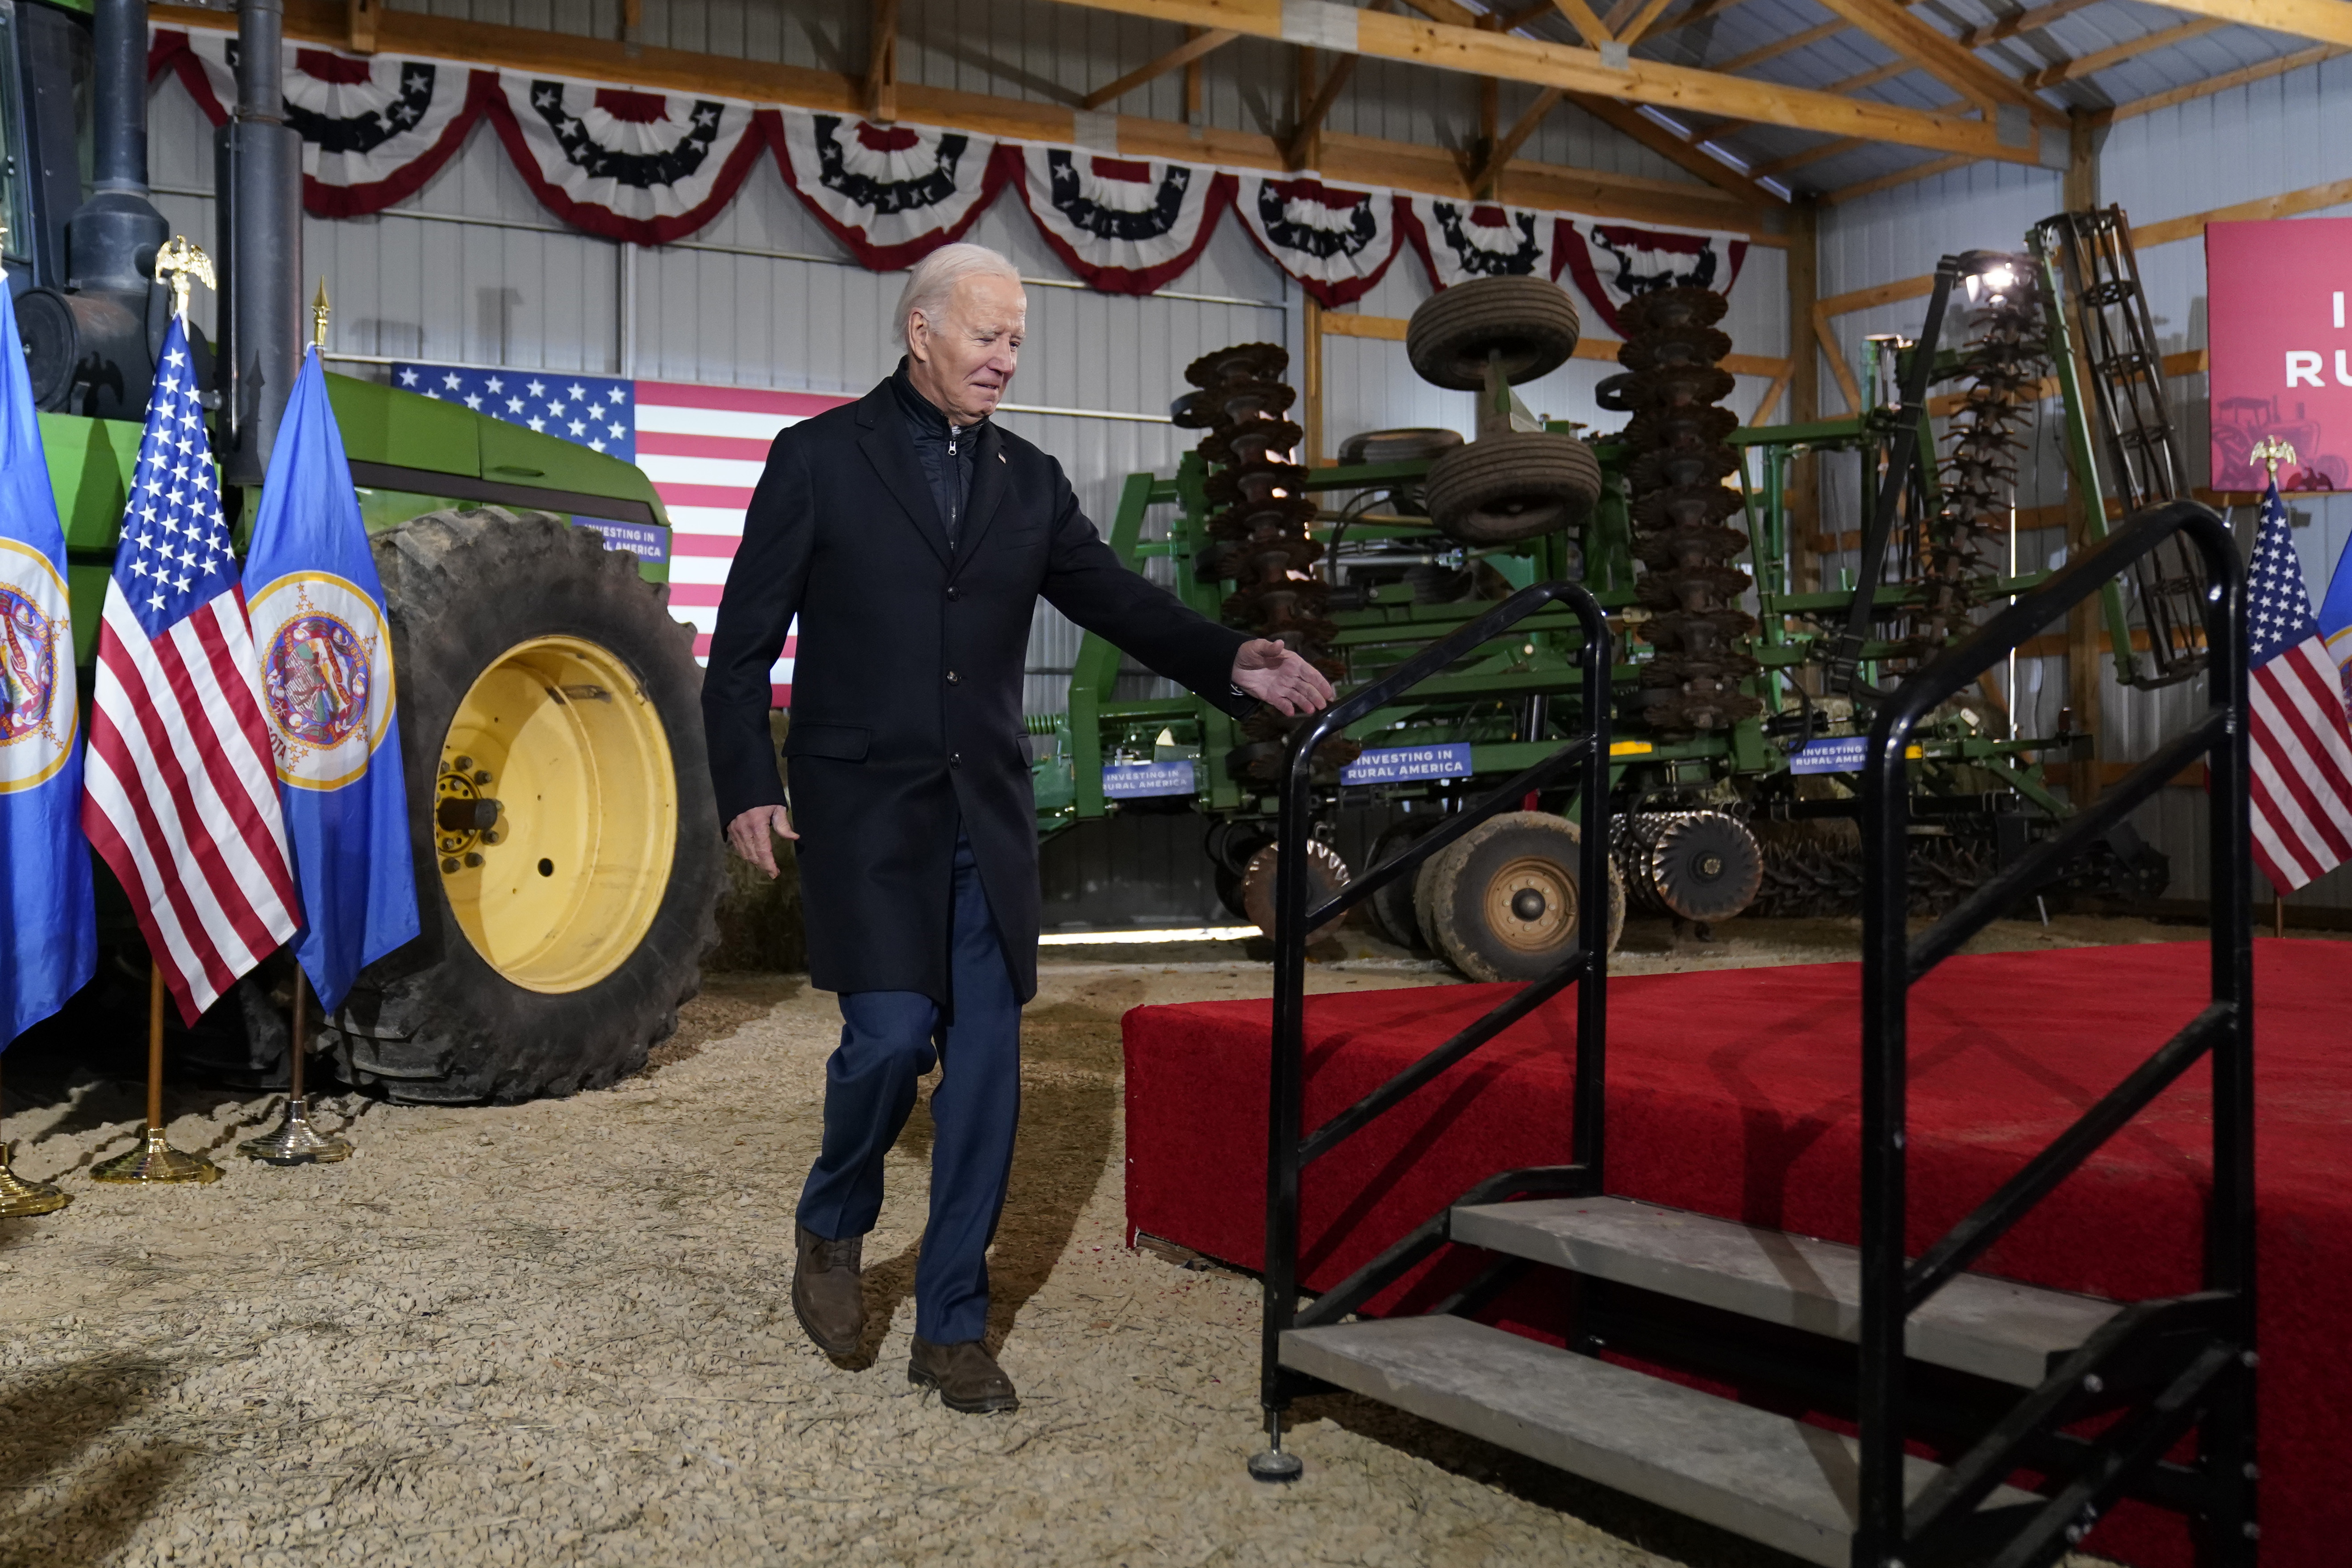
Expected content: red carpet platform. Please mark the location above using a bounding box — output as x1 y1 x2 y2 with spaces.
1122 940 2348 1568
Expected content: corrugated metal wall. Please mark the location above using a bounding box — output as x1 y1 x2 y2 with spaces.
1818 53 2352 910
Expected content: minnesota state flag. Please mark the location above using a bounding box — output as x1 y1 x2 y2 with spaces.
0 280 96 1043
242 348 419 1009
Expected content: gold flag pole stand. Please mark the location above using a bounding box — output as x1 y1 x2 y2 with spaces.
2251 434 2297 942
0 1059 71 1218
92 964 221 1184
239 971 351 1165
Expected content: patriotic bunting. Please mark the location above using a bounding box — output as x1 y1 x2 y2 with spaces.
484 75 769 246
1556 218 1749 337
776 113 1011 271
1402 196 1555 290
1017 149 1234 296
1233 176 1403 307
147 22 1760 312
150 31 488 218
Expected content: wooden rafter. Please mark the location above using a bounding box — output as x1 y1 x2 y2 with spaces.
1753 92 1967 179
1955 0 2106 48
1080 27 1239 109
2113 40 2342 119
2021 17 2224 88
1710 20 1845 74
1567 92 1786 204
1474 85 1566 190
1549 0 1616 45
1617 0 1685 45
1647 0 1750 41
2142 0 2352 48
1029 0 2052 163
866 0 899 122
1808 0 2057 121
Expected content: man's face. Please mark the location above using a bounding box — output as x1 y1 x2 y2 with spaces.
908 274 1026 424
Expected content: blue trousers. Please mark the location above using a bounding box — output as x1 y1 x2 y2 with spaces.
796 834 1022 1345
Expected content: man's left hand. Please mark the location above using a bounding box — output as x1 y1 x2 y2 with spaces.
1231 638 1335 717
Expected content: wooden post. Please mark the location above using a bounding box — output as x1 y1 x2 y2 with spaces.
1184 26 1205 130
867 0 901 123
1786 197 1820 590
346 0 377 53
2062 109 2103 805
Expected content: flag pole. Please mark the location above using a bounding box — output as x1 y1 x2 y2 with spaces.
239 966 352 1165
92 960 221 1184
0 1058 70 1217
2252 434 2298 943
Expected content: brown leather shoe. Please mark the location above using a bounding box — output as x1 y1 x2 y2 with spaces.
908 1336 1019 1414
792 1225 865 1357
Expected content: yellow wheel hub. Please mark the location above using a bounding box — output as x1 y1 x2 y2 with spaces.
435 635 676 994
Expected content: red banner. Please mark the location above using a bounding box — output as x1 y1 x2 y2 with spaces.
2208 217 2352 492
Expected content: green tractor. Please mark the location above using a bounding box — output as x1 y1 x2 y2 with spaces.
8 0 720 1099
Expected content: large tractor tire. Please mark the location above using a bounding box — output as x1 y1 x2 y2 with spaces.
1424 431 1604 544
321 508 721 1103
1406 277 1582 390
1415 812 1624 982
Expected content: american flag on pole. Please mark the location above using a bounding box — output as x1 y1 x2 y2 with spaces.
82 317 297 1023
2247 478 2352 892
632 381 851 708
391 363 851 707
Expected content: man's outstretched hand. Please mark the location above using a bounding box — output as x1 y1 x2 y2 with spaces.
726 803 798 879
1231 638 1335 717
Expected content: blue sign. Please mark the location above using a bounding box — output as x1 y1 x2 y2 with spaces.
574 517 667 562
1786 735 1918 775
1343 742 1474 785
1103 759 1196 798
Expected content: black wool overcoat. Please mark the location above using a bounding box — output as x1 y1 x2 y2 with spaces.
701 378 1253 1005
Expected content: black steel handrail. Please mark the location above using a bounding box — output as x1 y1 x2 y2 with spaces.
1253 580 1614 1476
1853 500 2252 1565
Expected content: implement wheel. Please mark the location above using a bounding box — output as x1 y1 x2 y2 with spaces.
1417 812 1623 982
1424 432 1604 545
1406 276 1581 390
328 508 721 1102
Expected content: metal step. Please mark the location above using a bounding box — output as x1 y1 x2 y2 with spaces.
1282 1315 2043 1568
1451 1195 2120 1388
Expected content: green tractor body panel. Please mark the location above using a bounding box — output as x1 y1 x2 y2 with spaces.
47 372 671 664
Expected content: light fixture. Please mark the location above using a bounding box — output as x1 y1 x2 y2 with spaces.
1958 249 2025 306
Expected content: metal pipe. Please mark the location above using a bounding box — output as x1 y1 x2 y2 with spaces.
221 0 302 482
90 0 150 195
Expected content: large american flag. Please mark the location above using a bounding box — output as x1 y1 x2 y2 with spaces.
636 380 850 708
392 363 851 706
82 321 297 1023
2247 480 2352 892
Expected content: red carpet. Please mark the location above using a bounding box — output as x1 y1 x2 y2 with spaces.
1122 940 2349 1568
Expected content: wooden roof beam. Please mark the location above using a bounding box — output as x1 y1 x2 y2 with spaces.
1549 0 1617 45
2112 39 2343 119
1080 26 1240 108
2142 0 2352 49
1568 92 1787 203
1808 0 2060 123
1956 0 2107 48
2021 17 2225 88
1030 0 2057 164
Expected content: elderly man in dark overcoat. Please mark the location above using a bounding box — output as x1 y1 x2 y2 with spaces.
702 242 1331 1413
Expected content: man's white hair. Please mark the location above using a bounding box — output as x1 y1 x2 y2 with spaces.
894 243 1024 346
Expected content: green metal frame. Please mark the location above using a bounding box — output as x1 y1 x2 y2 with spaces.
1047 405 2069 847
